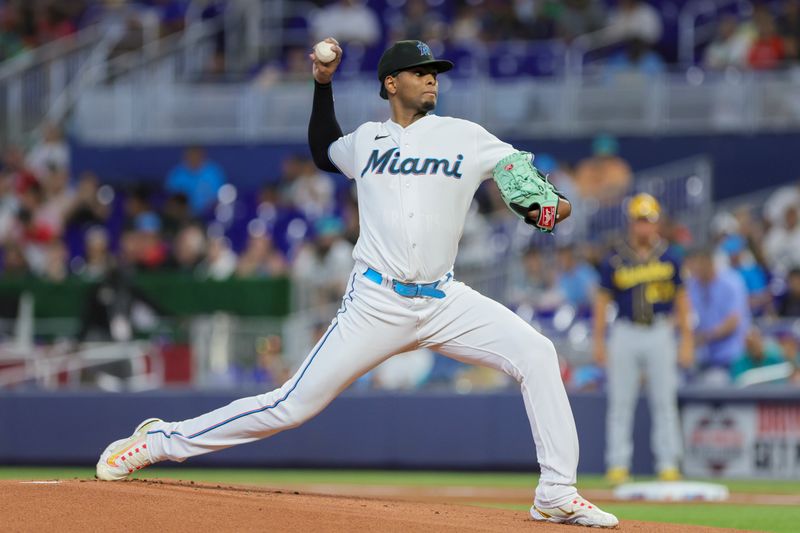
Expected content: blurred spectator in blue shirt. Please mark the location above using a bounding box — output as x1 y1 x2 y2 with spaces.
556 244 599 312
686 247 751 379
604 38 665 82
720 234 772 315
730 327 786 383
166 147 226 217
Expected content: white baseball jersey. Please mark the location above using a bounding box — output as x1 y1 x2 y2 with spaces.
328 115 516 283
136 111 583 512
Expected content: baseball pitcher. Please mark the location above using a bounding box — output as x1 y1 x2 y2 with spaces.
96 39 618 528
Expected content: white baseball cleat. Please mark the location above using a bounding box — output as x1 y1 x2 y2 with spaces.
531 495 619 528
96 418 161 481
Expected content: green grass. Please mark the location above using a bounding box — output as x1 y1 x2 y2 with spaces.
3 468 799 532
484 502 798 533
3 467 800 494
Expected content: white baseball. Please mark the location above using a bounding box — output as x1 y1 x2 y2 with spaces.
314 41 337 64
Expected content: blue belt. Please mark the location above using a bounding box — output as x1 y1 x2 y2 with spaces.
363 267 449 299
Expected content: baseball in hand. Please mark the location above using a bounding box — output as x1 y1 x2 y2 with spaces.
314 41 337 64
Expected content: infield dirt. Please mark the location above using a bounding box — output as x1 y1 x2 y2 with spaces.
0 479 749 532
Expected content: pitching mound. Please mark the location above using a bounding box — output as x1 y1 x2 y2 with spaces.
1 479 736 532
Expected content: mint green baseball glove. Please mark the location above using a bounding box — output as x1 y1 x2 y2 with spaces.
493 151 562 233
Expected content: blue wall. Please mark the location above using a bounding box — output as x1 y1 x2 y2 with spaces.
8 388 797 471
3 390 650 472
71 132 800 200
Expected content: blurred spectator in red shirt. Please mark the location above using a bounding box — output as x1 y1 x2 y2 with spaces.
3 146 38 195
748 9 785 70
16 182 57 244
36 3 77 44
119 215 168 271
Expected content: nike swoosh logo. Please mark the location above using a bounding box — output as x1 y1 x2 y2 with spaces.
108 444 135 466
374 134 391 140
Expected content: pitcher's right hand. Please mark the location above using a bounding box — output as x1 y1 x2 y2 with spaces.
310 38 342 85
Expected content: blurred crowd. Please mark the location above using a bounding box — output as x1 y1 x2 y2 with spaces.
0 126 351 290
0 0 220 62
2 122 800 391
271 0 800 81
4 1 799 84
3 1 800 392
703 2 800 70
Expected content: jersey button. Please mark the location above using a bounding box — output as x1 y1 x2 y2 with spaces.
412 243 417 249
408 213 414 218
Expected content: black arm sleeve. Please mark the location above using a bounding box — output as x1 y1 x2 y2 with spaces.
308 81 344 173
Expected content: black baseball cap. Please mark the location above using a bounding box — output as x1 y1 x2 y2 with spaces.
378 40 454 99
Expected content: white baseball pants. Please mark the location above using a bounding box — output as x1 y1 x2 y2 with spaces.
146 263 580 507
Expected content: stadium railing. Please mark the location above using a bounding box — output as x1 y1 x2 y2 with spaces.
0 25 115 149
70 67 800 144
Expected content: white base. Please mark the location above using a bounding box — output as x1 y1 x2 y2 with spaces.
613 481 729 502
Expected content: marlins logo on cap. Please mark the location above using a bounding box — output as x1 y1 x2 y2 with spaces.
416 42 431 57
377 40 454 99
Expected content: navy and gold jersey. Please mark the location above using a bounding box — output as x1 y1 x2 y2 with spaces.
599 239 682 324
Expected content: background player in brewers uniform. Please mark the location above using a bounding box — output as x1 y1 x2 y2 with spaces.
96 38 618 528
593 193 693 485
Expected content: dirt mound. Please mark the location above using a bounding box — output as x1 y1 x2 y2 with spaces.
0 479 740 532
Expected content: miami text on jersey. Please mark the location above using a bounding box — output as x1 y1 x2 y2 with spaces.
360 148 464 178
